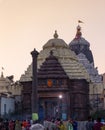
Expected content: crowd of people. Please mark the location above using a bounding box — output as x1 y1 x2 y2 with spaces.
43 117 105 130
85 116 105 130
43 118 77 130
0 116 105 130
0 118 31 130
0 117 77 130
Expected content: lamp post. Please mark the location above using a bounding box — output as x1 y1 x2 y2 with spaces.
59 95 62 119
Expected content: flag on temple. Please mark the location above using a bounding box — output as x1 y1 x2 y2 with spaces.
78 20 84 23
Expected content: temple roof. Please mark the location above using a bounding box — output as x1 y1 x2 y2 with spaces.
69 25 94 64
0 72 11 93
20 31 90 82
38 50 69 79
70 37 90 46
0 72 11 87
77 53 102 83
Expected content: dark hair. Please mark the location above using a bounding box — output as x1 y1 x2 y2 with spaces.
0 117 3 122
60 121 63 125
88 116 92 121
97 117 101 122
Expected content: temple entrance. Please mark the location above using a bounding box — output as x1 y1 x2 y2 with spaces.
39 97 59 120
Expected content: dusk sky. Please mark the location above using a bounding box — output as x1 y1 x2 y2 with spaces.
0 0 105 81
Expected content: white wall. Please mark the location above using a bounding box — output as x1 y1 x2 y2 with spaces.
1 97 15 115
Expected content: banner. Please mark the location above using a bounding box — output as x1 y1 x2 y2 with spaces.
32 113 38 121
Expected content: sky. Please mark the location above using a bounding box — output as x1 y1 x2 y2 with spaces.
0 0 105 81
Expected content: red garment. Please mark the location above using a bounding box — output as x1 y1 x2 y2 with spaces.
22 121 27 128
9 121 14 130
93 122 103 130
26 122 31 130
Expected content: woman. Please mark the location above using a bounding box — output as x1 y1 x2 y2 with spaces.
93 118 103 130
15 120 22 130
66 119 73 130
58 121 66 130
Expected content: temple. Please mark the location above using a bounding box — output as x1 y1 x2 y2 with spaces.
20 30 90 120
19 25 104 121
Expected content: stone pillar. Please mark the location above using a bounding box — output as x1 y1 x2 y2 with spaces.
31 48 39 115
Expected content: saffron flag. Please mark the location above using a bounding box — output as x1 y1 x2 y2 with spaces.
78 20 84 23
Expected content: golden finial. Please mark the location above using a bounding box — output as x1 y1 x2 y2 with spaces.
53 30 58 39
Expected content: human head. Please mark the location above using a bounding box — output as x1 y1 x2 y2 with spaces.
30 123 45 130
88 116 92 121
97 117 101 123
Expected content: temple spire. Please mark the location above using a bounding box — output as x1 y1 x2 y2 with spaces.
75 25 82 39
75 20 84 39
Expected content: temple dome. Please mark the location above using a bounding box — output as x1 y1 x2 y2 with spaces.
69 25 94 64
69 25 90 46
43 31 68 49
70 37 90 46
43 38 68 49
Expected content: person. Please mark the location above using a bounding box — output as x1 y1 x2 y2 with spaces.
22 120 27 130
30 123 45 130
72 119 78 130
101 118 105 125
66 119 73 130
101 125 105 130
58 121 66 130
4 119 9 130
15 120 22 130
86 116 94 130
93 117 103 130
9 120 15 130
0 117 4 130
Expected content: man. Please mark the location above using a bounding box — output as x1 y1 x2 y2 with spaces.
86 116 94 130
72 119 78 130
30 123 45 130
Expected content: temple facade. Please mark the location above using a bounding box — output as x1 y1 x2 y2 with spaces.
20 25 104 120
20 30 90 120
